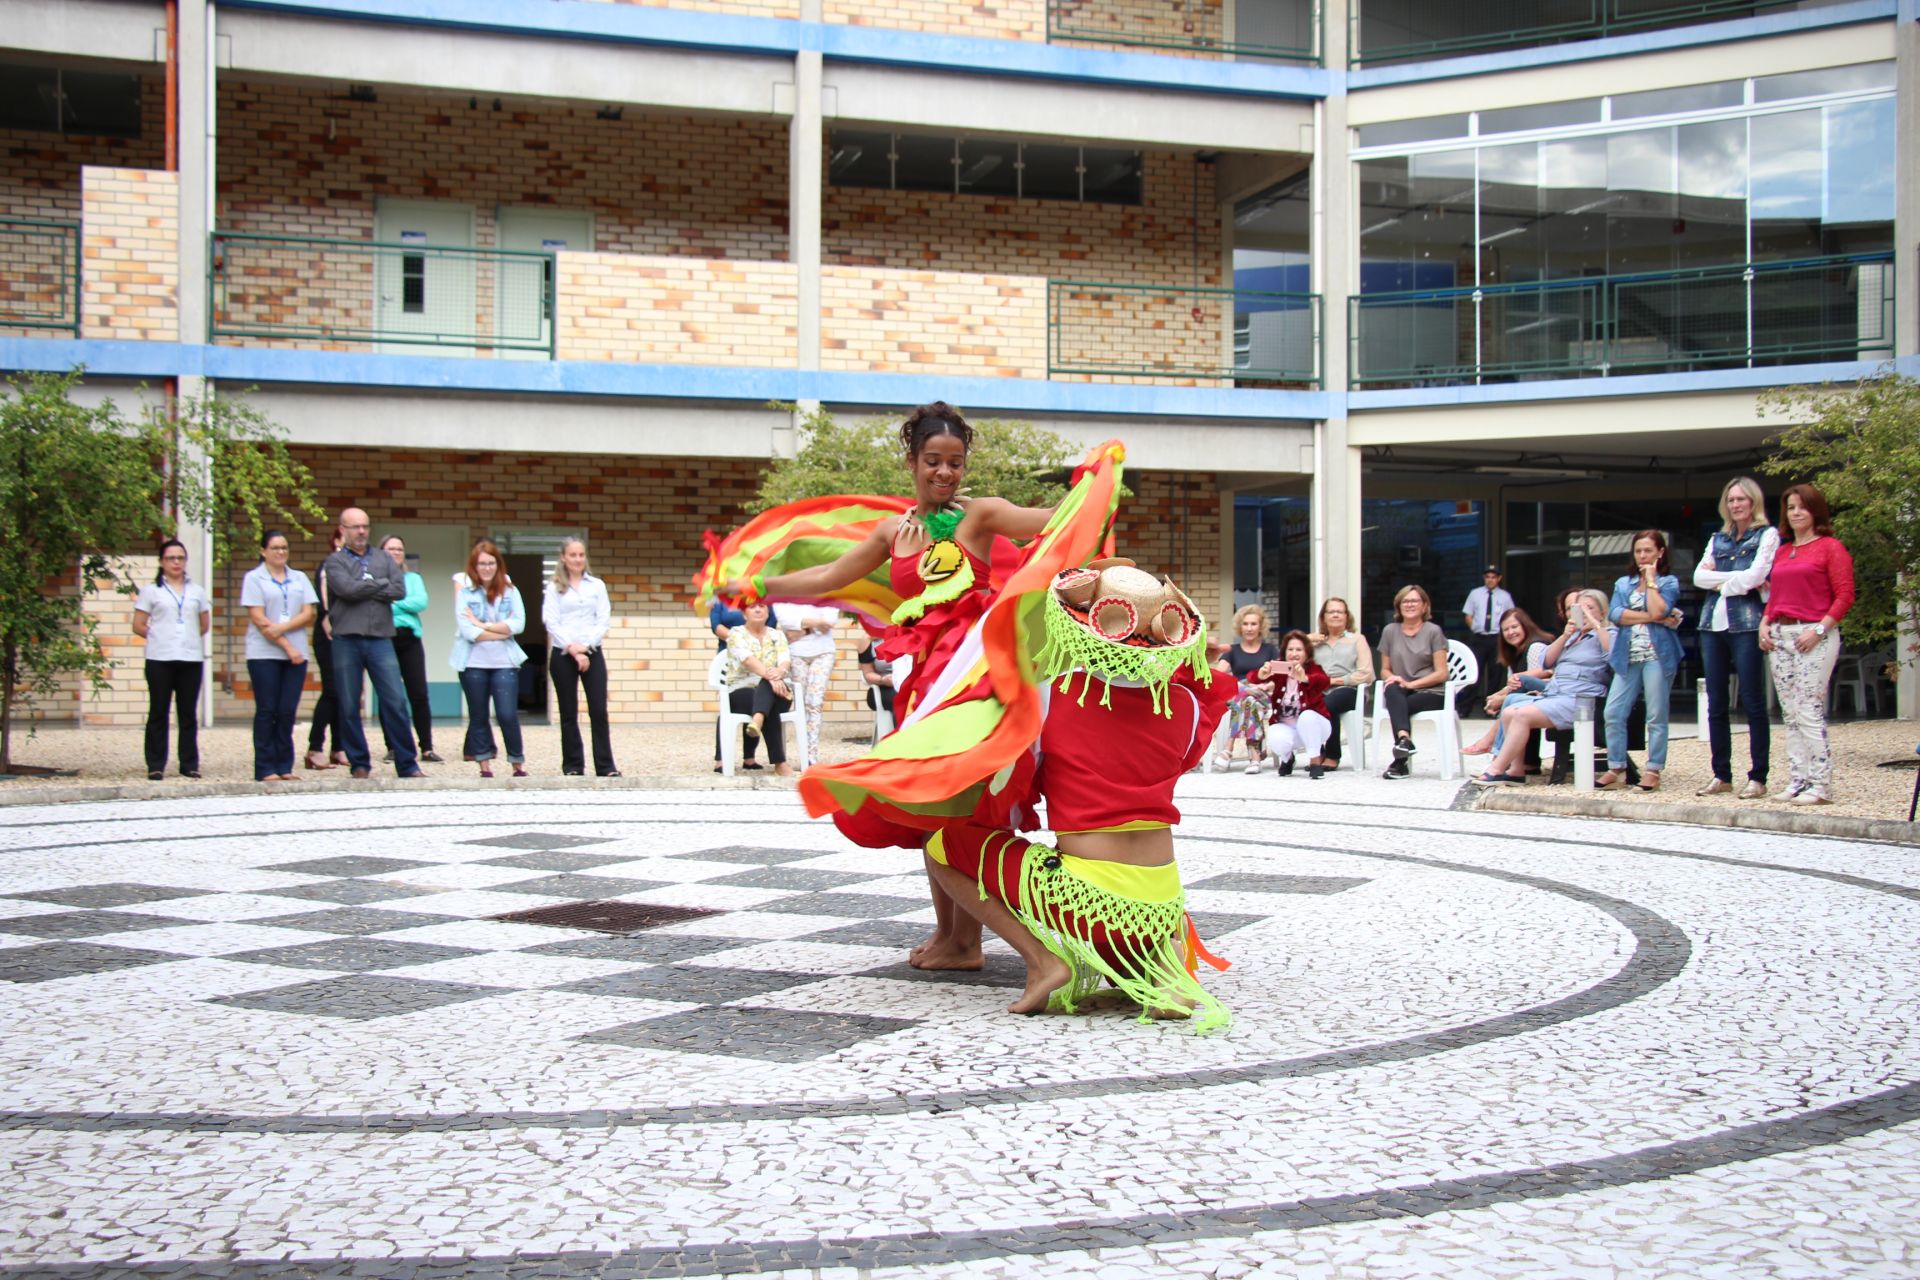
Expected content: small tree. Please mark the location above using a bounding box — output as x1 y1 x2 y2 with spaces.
0 371 324 773
1758 370 1920 656
752 403 1079 512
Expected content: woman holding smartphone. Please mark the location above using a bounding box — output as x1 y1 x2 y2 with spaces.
1599 531 1682 792
1473 588 1614 786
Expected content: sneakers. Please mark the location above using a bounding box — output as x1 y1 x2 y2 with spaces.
1391 736 1416 761
1382 760 1410 780
1737 780 1767 800
1211 752 1231 771
1695 778 1732 796
1245 758 1264 775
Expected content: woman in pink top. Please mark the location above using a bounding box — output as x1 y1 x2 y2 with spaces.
1759 483 1855 805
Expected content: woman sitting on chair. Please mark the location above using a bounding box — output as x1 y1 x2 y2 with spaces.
1473 588 1614 786
724 600 795 776
1375 585 1450 780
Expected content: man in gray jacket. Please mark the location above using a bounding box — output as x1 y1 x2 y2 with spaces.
324 507 422 778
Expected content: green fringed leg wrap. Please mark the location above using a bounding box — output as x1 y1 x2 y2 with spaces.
978 836 1230 1035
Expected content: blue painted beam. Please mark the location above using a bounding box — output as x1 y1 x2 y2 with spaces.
1348 0 1896 88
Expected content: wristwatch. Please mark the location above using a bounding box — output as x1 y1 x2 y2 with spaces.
1814 623 1828 637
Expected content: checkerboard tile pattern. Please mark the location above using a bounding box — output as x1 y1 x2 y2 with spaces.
0 832 1333 1063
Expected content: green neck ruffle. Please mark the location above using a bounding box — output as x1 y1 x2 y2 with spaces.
1033 591 1212 716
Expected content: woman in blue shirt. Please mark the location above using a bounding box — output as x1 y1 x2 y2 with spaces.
379 534 442 763
1600 531 1683 792
449 539 528 778
1473 588 1614 785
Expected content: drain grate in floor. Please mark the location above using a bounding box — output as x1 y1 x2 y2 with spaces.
491 900 726 935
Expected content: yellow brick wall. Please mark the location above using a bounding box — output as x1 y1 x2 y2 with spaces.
80 167 179 342
824 0 1045 41
578 0 800 17
820 267 1046 377
556 254 798 365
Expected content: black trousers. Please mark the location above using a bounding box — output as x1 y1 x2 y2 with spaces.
307 626 341 755
730 684 792 764
1465 633 1501 712
550 647 616 775
1381 684 1445 737
144 659 202 774
1322 684 1359 762
382 630 435 753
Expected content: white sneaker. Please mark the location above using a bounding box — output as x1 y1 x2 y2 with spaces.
1245 758 1264 775
1790 790 1830 806
1211 752 1231 771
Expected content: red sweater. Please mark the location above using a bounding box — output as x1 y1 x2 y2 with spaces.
1763 536 1856 625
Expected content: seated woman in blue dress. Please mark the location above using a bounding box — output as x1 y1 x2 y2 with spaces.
1472 588 1614 786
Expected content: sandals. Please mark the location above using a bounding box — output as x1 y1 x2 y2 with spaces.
1596 769 1630 790
1470 771 1525 786
304 752 335 771
1637 768 1662 792
741 760 765 771
478 763 493 779
512 764 529 778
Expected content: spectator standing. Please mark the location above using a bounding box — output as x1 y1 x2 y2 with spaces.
1692 477 1779 798
304 528 347 771
239 530 316 782
1760 484 1856 806
1600 531 1682 792
776 601 841 768
858 641 895 717
378 534 442 764
1376 585 1450 779
710 598 747 771
322 507 421 779
544 537 619 778
1308 597 1374 771
1461 565 1514 709
1212 605 1280 773
726 600 795 776
132 538 211 780
451 540 528 779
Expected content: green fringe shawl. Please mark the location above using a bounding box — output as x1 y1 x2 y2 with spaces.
981 836 1230 1034
1032 590 1213 716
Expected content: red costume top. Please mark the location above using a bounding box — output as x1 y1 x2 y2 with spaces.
877 539 994 717
1033 669 1232 832
1269 661 1331 721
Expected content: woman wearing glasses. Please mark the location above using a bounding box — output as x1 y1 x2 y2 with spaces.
132 538 211 780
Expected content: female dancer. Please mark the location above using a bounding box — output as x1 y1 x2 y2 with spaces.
721 402 1057 968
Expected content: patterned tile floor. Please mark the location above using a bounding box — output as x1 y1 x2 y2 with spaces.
0 770 1916 1277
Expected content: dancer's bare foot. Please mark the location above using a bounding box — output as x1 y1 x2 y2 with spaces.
908 937 984 970
1007 951 1071 1014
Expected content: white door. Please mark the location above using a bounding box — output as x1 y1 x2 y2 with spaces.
373 199 476 356
497 207 593 360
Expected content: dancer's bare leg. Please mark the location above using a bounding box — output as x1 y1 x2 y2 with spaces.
924 855 1068 1014
908 864 984 970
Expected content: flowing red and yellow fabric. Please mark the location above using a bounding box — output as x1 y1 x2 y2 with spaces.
797 441 1127 835
690 495 912 635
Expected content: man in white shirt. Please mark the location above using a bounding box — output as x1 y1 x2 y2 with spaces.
1460 564 1514 712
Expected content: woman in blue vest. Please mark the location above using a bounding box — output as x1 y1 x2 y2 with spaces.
1691 477 1779 798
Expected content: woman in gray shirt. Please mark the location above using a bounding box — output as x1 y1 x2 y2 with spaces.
1376 585 1449 779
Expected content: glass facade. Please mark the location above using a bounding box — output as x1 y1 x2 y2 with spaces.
1353 68 1896 384
1351 0 1850 67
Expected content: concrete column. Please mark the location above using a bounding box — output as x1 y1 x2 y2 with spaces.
1895 0 1917 719
790 0 823 377
1310 0 1361 615
175 0 212 344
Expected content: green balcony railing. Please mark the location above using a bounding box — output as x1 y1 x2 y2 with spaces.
1351 0 1801 66
210 232 556 356
1349 253 1895 389
0 218 81 335
1050 280 1322 385
1049 0 1319 62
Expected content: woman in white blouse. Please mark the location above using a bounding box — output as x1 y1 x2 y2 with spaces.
132 538 211 780
239 530 317 781
543 537 619 777
774 602 840 770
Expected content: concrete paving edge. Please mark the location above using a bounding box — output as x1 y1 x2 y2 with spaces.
0 774 792 808
1475 787 1920 846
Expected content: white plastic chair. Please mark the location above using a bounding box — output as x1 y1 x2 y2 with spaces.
1369 639 1476 779
1830 647 1890 718
1337 682 1370 772
708 651 808 776
870 690 896 745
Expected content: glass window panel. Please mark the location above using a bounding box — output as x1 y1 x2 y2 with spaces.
1355 114 1470 149
1478 98 1602 137
1080 148 1143 205
1673 118 1746 267
1750 106 1822 258
1539 136 1608 281
0 64 59 132
1754 62 1895 103
1020 143 1083 201
1825 98 1895 227
58 70 141 138
892 133 956 194
956 139 1018 198
827 129 893 190
1606 127 1677 275
1477 142 1541 284
1611 81 1744 121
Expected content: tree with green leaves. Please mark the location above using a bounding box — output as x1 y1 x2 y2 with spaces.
1758 369 1919 660
0 370 324 773
752 403 1080 513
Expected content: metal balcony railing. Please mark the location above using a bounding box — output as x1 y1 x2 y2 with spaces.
1351 0 1802 65
1348 253 1896 388
1049 0 1319 62
210 233 556 356
0 218 82 335
1050 280 1322 385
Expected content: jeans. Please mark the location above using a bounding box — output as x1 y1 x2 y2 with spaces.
459 665 525 764
144 659 203 774
1699 628 1769 784
730 684 793 764
1770 624 1841 798
1605 659 1674 770
383 630 435 754
550 647 615 775
246 658 307 780
331 633 417 774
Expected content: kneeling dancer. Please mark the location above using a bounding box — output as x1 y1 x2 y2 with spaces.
926 560 1233 1032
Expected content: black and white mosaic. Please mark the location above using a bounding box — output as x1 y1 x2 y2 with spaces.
0 776 1916 1278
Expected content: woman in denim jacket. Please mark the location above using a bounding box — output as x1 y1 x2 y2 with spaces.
1600 531 1683 792
1691 477 1779 799
449 540 528 778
